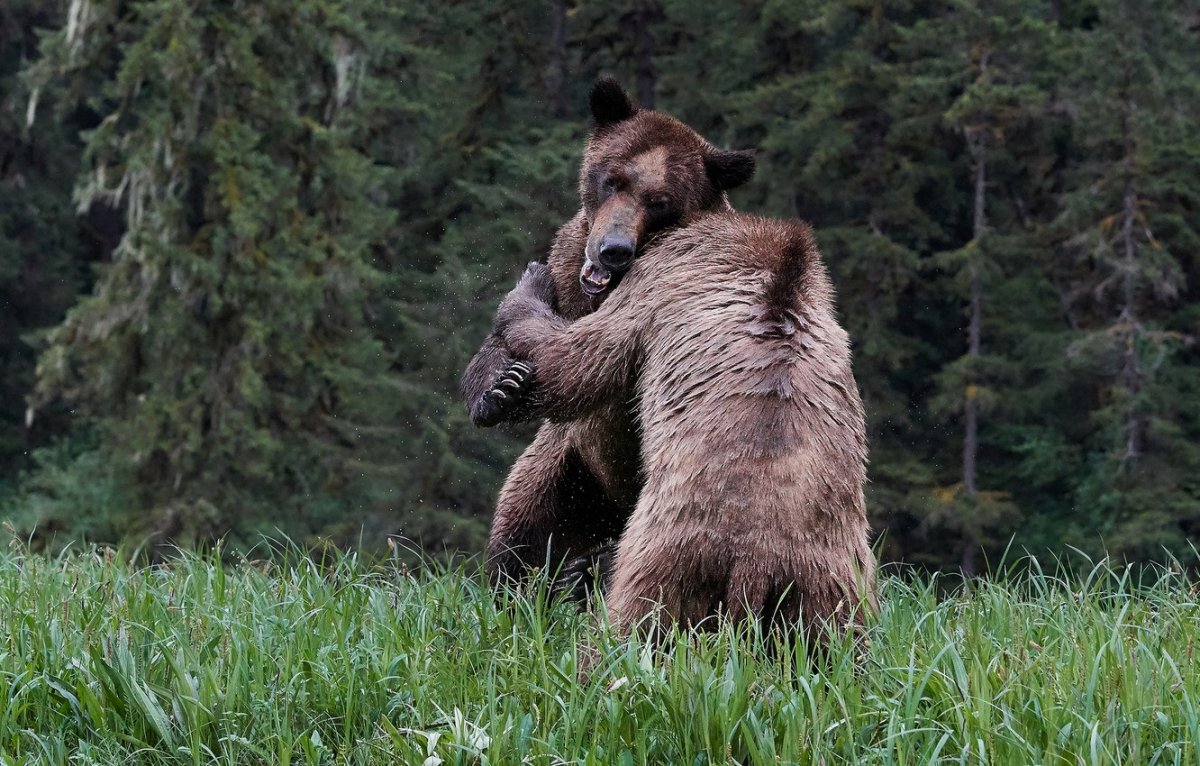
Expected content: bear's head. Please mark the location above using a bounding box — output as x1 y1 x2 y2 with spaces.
576 76 755 296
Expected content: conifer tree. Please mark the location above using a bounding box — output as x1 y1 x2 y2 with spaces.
1051 0 1200 558
22 0 417 549
905 0 1053 571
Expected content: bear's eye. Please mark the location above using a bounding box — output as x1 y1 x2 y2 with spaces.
602 178 619 196
647 198 671 215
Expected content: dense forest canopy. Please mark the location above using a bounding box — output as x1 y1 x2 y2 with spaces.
1 0 1198 571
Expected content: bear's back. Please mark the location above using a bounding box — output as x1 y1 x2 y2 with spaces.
629 212 866 517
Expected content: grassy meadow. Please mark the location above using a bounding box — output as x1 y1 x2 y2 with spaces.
1 543 1198 765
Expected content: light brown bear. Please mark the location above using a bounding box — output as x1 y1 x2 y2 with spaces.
462 78 755 595
490 187 877 641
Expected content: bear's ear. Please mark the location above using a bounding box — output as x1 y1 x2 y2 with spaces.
704 149 756 192
590 76 638 129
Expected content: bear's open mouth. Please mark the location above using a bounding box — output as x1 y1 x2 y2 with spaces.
579 257 612 295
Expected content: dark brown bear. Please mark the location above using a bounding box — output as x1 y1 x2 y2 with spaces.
461 78 755 592
492 214 876 642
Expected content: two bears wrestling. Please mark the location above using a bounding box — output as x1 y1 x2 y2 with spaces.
462 78 876 654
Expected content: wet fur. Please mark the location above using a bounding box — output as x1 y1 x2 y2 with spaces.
495 213 877 641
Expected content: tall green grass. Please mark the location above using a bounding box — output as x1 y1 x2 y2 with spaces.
1 543 1198 765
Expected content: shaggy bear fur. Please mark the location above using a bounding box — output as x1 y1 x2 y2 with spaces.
461 78 755 591
492 213 877 641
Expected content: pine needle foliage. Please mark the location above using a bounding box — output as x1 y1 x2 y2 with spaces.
1 0 1199 569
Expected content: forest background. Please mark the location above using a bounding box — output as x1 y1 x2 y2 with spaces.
1 0 1198 573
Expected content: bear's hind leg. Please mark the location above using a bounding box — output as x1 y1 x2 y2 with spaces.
486 423 625 597
759 563 873 669
722 562 774 628
602 539 693 639
552 542 616 608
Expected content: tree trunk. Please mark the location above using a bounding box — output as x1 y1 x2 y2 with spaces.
1118 89 1143 461
961 50 991 577
961 129 985 577
964 136 984 499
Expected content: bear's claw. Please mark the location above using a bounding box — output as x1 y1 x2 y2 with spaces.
553 544 615 608
476 361 535 425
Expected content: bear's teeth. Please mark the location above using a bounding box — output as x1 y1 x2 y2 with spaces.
583 258 610 283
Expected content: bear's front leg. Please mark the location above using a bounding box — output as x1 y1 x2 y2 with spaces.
463 261 560 426
496 262 645 423
461 333 537 426
481 359 535 421
494 261 559 333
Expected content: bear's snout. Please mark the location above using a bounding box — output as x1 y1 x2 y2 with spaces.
597 234 636 271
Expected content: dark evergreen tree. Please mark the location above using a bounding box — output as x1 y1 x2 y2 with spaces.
1049 0 1200 559
19 0 427 550
903 0 1055 571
